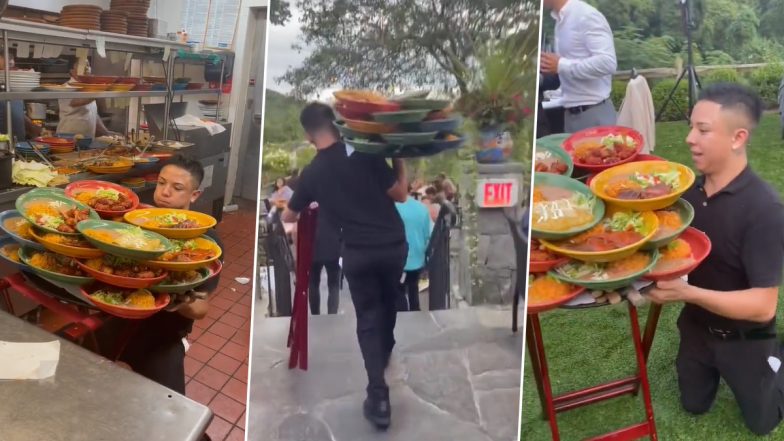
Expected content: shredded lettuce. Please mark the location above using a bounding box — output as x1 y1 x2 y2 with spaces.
606 212 645 234
556 262 608 281
92 290 126 305
656 170 681 190
95 188 121 201
156 213 188 227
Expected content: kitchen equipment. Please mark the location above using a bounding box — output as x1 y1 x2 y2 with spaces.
26 103 47 120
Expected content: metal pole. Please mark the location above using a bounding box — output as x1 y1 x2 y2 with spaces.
162 56 174 140
3 30 12 151
136 60 143 136
215 58 225 122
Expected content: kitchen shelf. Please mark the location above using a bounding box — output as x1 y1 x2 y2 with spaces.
0 89 221 100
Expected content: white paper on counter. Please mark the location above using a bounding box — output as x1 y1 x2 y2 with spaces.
32 44 44 59
172 114 226 136
42 45 62 58
0 340 60 380
15 42 30 58
95 37 106 58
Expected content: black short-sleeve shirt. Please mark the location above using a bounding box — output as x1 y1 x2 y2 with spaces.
288 142 404 247
682 167 784 329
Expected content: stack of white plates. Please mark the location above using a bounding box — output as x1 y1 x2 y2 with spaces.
0 70 42 92
198 100 220 118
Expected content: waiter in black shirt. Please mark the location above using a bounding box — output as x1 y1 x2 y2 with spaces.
649 83 784 435
283 102 408 430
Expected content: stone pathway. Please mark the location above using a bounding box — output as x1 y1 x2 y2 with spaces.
247 305 522 441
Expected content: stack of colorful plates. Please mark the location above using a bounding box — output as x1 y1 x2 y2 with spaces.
40 84 82 92
110 0 149 20
0 70 41 91
58 4 103 30
108 83 135 91
34 137 75 154
69 83 111 92
100 10 128 34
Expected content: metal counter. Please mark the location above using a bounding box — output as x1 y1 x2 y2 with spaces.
0 311 212 441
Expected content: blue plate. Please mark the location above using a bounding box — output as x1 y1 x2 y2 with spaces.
0 210 45 250
134 156 160 170
0 236 29 271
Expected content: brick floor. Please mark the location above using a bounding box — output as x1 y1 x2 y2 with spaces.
185 199 256 441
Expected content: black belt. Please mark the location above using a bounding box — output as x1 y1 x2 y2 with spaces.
707 326 778 341
565 99 607 115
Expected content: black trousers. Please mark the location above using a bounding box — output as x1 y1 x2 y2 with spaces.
342 241 407 400
309 259 341 315
397 269 421 312
677 310 784 435
120 337 186 394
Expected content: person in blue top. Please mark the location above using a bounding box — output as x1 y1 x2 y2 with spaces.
395 193 432 311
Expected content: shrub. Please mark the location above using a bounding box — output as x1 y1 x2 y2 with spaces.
701 68 741 87
610 80 627 109
748 63 784 109
651 79 690 122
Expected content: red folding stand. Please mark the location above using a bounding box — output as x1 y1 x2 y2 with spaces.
526 301 658 441
0 272 106 342
287 207 317 370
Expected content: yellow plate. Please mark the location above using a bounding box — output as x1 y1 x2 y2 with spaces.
144 236 222 271
590 161 695 211
540 210 660 263
87 159 134 174
124 208 218 239
30 228 104 259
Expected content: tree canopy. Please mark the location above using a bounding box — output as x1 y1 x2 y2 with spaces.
272 0 539 98
557 0 784 70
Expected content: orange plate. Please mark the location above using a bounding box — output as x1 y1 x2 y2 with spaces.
82 284 170 319
527 275 586 314
343 118 397 135
76 260 168 289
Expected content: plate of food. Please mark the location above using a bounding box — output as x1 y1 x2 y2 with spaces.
77 220 172 260
123 208 217 239
644 227 711 281
641 199 694 250
333 90 401 117
77 255 168 289
18 248 94 286
65 180 140 218
145 235 222 271
29 228 103 259
527 274 585 314
563 126 643 172
534 144 573 176
343 118 397 135
371 109 430 124
540 210 659 263
16 188 100 236
0 236 28 270
550 250 660 291
529 238 569 273
590 161 695 211
86 159 134 174
0 209 45 250
530 172 605 240
150 259 222 293
81 285 170 319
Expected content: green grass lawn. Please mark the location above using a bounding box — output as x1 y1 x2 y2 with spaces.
520 113 784 440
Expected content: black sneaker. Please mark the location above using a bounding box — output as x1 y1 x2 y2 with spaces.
363 396 391 430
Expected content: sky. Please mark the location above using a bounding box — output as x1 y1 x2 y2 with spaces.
265 8 307 94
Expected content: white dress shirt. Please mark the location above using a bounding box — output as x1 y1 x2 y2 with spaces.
552 0 617 108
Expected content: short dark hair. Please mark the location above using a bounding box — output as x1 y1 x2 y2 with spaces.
698 83 763 128
300 102 337 136
165 154 205 188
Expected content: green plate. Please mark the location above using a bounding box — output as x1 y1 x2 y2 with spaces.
535 144 574 177
150 266 212 294
536 133 571 150
333 120 369 139
549 250 660 291
397 98 451 111
641 198 695 250
16 188 100 236
346 138 399 155
77 220 172 260
531 172 605 240
371 110 430 124
18 247 95 286
381 131 438 145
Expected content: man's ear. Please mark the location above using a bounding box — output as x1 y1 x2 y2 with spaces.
190 189 203 203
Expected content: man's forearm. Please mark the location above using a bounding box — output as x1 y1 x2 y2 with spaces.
392 158 407 185
684 286 778 323
177 298 209 320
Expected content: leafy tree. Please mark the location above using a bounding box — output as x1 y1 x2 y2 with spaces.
263 90 306 143
280 0 539 98
270 0 292 26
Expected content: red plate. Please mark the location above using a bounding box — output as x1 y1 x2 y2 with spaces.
82 284 170 319
76 75 118 84
335 102 372 121
35 136 75 147
527 275 586 314
563 126 644 172
530 256 570 274
643 227 711 281
64 180 140 219
76 260 169 289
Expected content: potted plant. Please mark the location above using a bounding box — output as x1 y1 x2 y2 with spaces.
456 32 537 164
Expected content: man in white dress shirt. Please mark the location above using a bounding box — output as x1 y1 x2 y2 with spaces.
541 0 617 133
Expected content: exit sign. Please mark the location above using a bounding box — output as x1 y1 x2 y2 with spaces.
476 178 520 208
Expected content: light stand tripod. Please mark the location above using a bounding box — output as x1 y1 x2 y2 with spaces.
655 0 701 122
